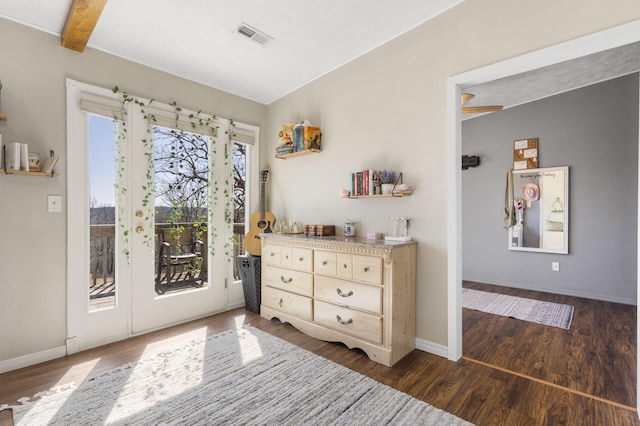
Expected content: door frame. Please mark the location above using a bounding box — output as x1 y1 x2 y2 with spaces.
446 20 640 409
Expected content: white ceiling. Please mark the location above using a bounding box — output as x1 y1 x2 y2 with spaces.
0 0 463 104
1 1 637 108
462 42 640 119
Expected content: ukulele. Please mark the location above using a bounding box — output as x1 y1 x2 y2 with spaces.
244 170 276 256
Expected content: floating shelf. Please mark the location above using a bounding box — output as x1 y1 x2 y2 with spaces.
341 193 411 199
0 168 59 177
0 113 7 121
275 148 321 159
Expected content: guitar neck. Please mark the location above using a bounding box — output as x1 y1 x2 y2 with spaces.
259 181 266 220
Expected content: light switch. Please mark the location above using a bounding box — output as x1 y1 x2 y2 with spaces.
48 195 62 212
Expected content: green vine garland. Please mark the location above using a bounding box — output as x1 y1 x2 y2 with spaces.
112 86 235 261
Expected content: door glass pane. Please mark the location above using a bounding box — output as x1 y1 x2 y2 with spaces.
233 142 246 281
89 115 117 311
153 127 209 295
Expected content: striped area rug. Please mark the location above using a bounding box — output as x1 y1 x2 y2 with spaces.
463 288 574 329
4 326 473 425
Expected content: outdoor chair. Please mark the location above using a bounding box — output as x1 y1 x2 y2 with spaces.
155 228 204 293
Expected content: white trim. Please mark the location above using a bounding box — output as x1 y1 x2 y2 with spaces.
0 346 67 374
447 19 640 409
446 78 463 361
415 338 448 359
637 48 640 417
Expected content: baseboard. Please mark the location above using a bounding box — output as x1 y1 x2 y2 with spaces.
415 337 448 359
463 276 636 306
0 345 67 374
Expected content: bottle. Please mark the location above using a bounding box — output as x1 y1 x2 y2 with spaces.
344 219 355 237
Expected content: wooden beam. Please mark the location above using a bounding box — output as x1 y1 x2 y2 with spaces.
61 0 108 52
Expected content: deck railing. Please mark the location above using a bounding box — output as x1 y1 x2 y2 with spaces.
89 223 246 294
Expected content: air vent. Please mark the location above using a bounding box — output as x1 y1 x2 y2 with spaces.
235 23 272 46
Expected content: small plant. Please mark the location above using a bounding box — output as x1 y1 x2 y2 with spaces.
380 170 396 184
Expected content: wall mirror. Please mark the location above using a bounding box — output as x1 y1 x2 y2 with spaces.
508 166 569 254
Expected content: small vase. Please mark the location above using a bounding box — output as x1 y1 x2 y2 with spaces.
381 183 394 195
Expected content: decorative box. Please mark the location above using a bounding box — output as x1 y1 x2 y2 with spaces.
304 225 335 236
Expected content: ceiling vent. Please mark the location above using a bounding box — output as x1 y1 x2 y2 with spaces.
235 23 272 46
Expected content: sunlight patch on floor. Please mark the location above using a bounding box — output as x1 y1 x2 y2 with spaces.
53 358 101 388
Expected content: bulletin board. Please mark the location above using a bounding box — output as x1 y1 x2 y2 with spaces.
513 138 538 170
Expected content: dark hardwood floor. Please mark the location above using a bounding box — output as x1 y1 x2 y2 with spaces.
0 285 637 425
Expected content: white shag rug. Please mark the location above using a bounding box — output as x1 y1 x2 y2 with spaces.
463 288 574 329
3 326 473 425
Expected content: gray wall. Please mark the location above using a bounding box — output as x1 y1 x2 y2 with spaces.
462 73 639 304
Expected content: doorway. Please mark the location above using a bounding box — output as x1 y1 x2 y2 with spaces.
447 20 640 408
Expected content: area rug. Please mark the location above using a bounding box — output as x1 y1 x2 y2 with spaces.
2 326 473 425
462 288 574 329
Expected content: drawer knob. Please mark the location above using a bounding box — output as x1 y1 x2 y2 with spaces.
280 276 293 284
279 298 284 308
336 288 354 298
299 257 304 262
336 315 353 325
343 264 348 269
285 255 289 259
322 260 328 265
363 267 370 272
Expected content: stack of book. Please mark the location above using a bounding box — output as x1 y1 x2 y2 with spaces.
275 143 294 156
349 170 382 196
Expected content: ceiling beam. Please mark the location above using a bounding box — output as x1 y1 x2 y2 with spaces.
61 0 108 52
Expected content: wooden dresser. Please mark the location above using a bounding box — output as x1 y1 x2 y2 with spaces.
260 234 416 366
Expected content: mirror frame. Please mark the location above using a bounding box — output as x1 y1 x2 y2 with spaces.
508 166 569 254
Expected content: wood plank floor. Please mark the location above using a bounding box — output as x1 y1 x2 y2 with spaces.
0 284 637 425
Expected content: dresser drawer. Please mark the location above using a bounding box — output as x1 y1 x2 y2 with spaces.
290 247 313 272
263 266 313 297
263 244 281 266
314 250 336 276
352 255 382 285
315 275 382 314
314 300 382 344
336 253 353 280
263 286 312 321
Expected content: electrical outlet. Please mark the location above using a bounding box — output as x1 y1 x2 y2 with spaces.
552 262 560 272
48 195 62 212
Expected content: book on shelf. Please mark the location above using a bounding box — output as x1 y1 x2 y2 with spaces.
41 156 60 174
20 143 28 171
3 142 20 171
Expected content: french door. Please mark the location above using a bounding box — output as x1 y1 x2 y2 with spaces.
66 80 243 353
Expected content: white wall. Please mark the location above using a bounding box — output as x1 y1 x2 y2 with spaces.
0 18 266 364
265 0 640 348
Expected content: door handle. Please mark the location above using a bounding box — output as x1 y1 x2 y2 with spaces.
136 225 144 234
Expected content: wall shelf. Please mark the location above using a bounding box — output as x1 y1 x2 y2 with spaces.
275 148 321 159
342 193 411 199
0 168 59 177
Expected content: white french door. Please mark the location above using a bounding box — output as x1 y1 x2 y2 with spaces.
66 80 241 353
129 122 230 333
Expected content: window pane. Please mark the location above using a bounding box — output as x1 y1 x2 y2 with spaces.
88 115 116 311
153 127 209 295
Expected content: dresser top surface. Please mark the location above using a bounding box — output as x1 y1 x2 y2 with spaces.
259 233 415 249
